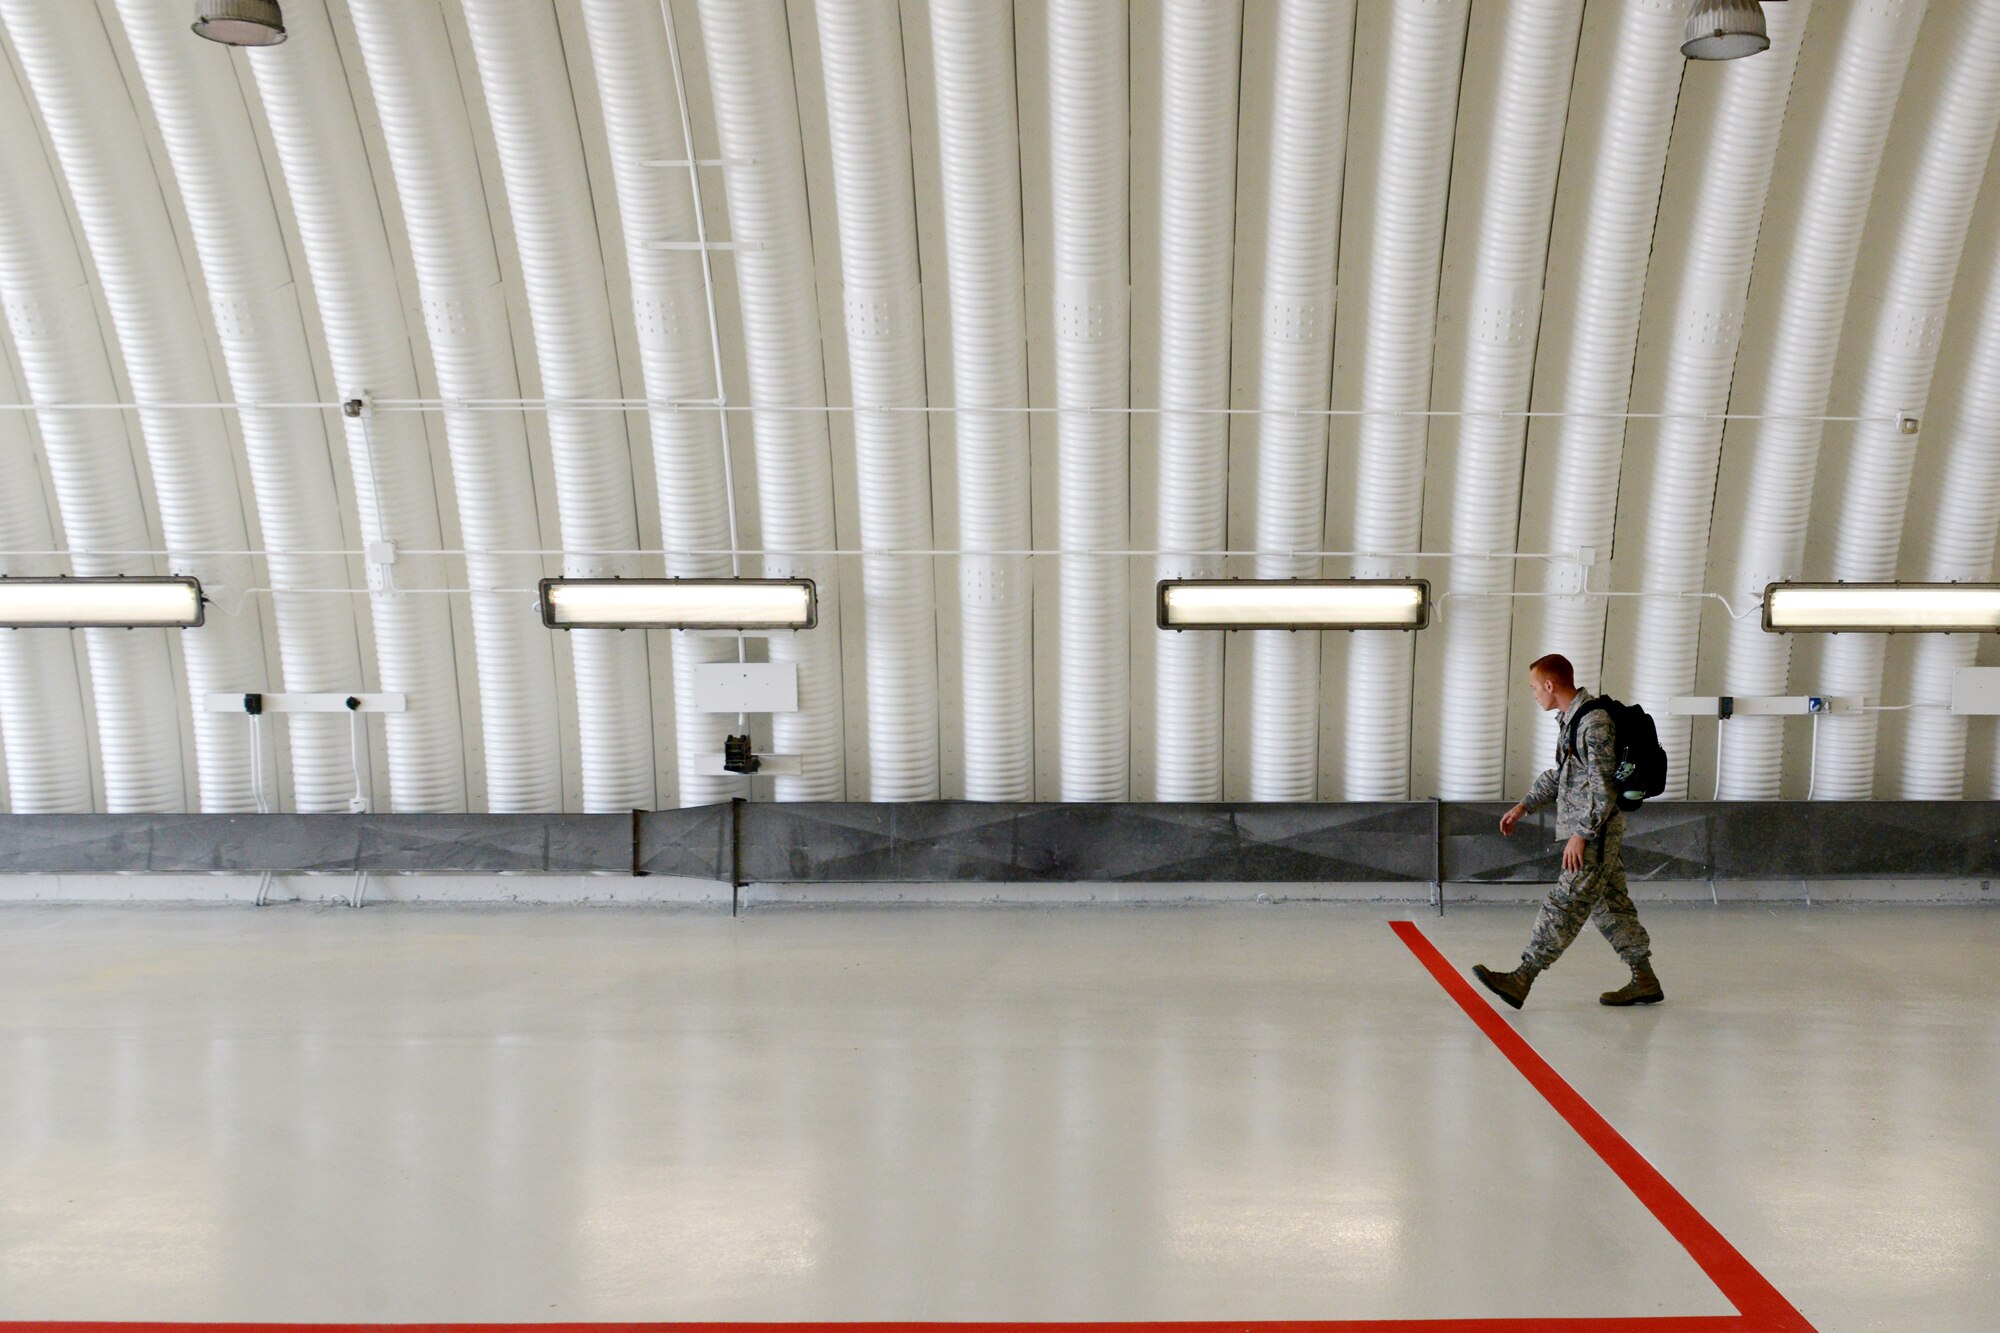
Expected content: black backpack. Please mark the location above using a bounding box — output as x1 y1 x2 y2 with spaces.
1565 696 1669 812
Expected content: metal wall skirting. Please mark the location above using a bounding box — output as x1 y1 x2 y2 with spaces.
0 802 1992 884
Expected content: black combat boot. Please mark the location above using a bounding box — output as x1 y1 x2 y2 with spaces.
1600 960 1665 1006
1472 962 1537 1010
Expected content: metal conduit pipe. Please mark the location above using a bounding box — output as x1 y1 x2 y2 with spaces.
932 0 1034 801
0 374 90 812
1905 237 2000 797
119 0 364 813
2 0 269 812
1629 3 1808 800
1346 0 1470 802
1435 0 1580 801
1152 0 1241 802
0 62 181 812
1050 0 1131 801
819 0 941 801
578 0 742 809
697 0 846 799
462 0 656 814
1818 0 2000 799
1718 0 1927 799
1538 0 1684 762
248 0 467 812
349 0 562 812
1248 0 1356 802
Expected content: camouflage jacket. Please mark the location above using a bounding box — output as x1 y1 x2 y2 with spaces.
1519 689 1622 841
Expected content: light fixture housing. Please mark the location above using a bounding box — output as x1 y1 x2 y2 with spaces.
1158 579 1430 631
539 577 817 631
0 576 205 628
1763 582 2000 634
1682 0 1769 61
191 0 287 47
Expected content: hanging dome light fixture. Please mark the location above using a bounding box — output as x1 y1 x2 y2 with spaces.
191 0 286 47
1682 0 1770 60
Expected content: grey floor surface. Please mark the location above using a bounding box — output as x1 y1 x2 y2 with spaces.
0 901 1992 1330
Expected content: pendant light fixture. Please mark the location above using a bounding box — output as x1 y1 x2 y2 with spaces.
191 0 286 47
1682 0 1769 61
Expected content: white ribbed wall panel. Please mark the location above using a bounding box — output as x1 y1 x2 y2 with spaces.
697 0 846 800
1435 0 1580 801
1345 0 1469 802
932 0 1034 802
0 370 90 812
0 59 181 813
819 0 941 802
349 0 563 813
1629 3 1808 799
1152 0 1240 803
1817 0 2000 798
1905 236 2000 797
118 0 365 814
461 0 655 814
1537 0 1684 754
1050 0 1131 802
248 0 467 813
1718 0 1929 799
578 0 744 809
1248 0 1356 802
2 0 269 812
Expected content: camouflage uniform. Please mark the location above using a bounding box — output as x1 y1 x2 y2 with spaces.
1516 690 1652 973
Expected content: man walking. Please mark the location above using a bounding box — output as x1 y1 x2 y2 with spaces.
1472 654 1664 1009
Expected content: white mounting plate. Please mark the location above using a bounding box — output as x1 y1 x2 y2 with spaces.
1950 668 2000 715
692 661 798 714
694 752 804 777
203 693 407 714
1667 695 1861 717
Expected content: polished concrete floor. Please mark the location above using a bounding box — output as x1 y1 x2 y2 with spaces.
0 902 1992 1330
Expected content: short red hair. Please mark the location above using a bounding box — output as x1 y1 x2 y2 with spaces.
1528 653 1575 688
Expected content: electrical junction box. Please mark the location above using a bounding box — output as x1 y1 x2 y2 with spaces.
1950 667 2000 716
692 661 799 715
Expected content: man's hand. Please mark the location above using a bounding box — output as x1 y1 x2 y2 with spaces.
1563 834 1588 873
1500 804 1527 837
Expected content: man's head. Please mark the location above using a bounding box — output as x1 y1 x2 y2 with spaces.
1528 653 1578 713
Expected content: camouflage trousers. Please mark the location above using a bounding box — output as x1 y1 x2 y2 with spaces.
1522 817 1652 973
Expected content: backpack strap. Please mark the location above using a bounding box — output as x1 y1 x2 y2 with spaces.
1563 696 1612 762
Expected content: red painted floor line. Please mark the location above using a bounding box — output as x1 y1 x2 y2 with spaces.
5 927 1815 1333
1389 921 1817 1333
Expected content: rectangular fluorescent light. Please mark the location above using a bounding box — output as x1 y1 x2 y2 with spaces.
0 576 203 628
1157 579 1430 630
1763 582 2000 633
539 577 816 630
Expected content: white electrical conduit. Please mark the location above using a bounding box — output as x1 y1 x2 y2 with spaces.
118 0 365 814
1050 0 1131 802
1248 0 1356 801
1904 236 2000 797
1718 0 1928 799
578 0 743 809
818 0 941 801
931 0 1034 801
1629 2 1808 800
1435 0 1580 801
0 60 180 812
1818 0 2000 800
1152 0 1241 802
349 0 562 812
1537 0 1683 766
1345 0 1470 802
0 372 90 812
697 0 846 799
461 0 655 813
247 0 466 812
2 0 270 812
